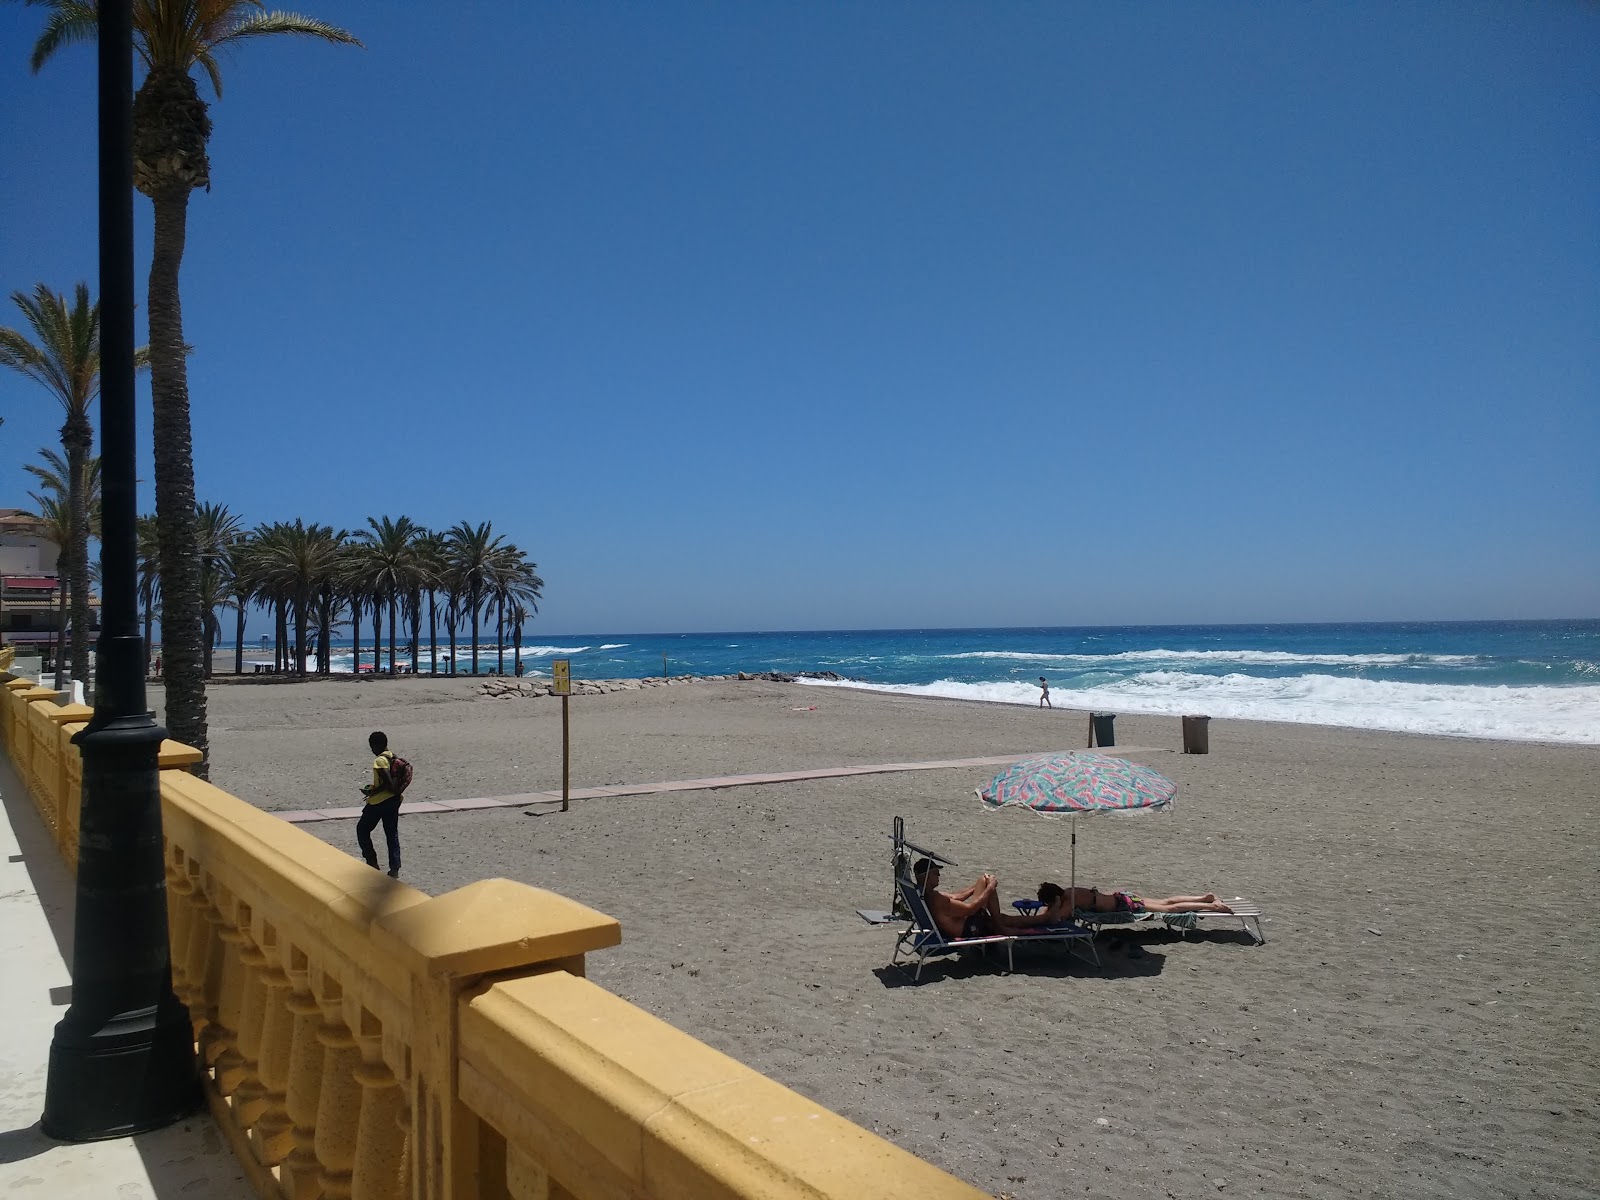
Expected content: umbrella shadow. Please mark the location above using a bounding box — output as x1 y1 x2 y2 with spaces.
874 940 1168 988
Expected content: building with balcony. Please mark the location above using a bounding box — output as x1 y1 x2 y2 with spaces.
0 508 99 654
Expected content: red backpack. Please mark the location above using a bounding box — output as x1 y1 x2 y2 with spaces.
383 752 413 796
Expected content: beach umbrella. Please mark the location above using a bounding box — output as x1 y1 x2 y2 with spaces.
977 752 1176 903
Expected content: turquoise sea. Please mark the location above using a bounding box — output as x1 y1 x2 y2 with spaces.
323 620 1600 745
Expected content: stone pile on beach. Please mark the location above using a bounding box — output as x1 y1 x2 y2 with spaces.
475 670 846 698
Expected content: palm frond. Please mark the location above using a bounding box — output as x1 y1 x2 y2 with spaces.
211 12 362 51
27 2 99 74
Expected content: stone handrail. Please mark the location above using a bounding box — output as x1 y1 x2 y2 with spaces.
0 664 986 1200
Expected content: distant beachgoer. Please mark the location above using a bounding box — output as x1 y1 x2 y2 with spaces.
1037 881 1234 915
153 651 163 677
914 859 1073 940
1038 676 1051 708
357 730 405 878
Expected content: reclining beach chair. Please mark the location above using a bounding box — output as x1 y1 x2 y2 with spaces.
891 876 1097 981
888 816 958 920
1015 898 1267 945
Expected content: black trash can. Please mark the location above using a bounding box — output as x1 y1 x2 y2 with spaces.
1182 714 1211 754
1091 712 1116 748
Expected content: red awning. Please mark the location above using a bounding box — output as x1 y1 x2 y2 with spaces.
2 576 58 589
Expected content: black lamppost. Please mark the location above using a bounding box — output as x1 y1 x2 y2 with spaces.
40 0 199 1140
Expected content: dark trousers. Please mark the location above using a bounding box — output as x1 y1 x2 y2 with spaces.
356 795 402 872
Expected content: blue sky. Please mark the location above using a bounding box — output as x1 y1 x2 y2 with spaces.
2 1 1596 635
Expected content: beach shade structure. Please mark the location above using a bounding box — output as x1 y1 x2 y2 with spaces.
977 752 1176 902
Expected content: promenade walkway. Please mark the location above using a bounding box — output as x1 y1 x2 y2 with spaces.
0 754 246 1199
276 745 1165 824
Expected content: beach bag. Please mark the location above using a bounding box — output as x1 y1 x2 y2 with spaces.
384 753 414 797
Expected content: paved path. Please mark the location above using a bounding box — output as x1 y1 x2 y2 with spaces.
0 756 248 1199
278 746 1166 824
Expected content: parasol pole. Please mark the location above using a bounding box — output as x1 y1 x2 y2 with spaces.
1069 814 1077 907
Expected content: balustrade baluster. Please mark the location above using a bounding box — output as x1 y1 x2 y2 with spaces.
282 951 329 1200
209 899 252 1092
314 982 363 1200
249 951 297 1164
350 1012 408 1200
230 937 273 1127
166 854 198 995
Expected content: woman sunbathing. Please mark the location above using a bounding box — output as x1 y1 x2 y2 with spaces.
1037 881 1234 915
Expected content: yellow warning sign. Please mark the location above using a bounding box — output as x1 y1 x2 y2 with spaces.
552 658 571 695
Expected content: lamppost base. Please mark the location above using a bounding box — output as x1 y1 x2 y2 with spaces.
41 1000 200 1141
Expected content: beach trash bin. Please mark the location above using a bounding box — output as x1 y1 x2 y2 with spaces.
1182 714 1210 754
1091 713 1116 747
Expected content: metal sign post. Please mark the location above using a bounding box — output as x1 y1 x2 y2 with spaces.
552 659 571 811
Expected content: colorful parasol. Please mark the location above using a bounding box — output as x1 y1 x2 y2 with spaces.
977 751 1176 902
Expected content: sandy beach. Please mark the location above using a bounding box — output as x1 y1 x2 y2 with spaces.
163 676 1598 1200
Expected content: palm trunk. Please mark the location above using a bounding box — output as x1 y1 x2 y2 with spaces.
319 591 333 675
470 589 481 675
428 592 438 675
496 593 506 675
447 599 457 676
513 615 523 676
55 570 70 688
349 595 361 677
142 595 154 676
63 418 94 686
388 593 399 675
276 601 288 672
294 596 310 676
235 596 246 674
372 596 382 676
148 189 209 771
408 590 420 675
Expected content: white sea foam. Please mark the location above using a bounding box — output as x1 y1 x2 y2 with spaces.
796 671 1600 745
939 648 1479 667
521 644 593 656
598 643 629 650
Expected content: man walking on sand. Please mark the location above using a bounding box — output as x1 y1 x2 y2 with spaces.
1038 676 1052 708
357 730 404 878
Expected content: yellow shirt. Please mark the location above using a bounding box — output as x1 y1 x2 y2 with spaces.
367 751 397 805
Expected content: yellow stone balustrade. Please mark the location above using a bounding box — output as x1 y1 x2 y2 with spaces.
2 688 987 1200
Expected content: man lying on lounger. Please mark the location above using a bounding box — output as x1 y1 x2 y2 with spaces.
1037 881 1235 915
913 859 1074 940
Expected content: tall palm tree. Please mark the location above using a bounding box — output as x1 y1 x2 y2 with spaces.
195 501 241 678
252 520 341 676
227 530 260 674
415 530 447 675
1 284 142 684
500 550 544 677
444 521 504 676
26 3 361 769
354 516 423 676
22 449 104 681
136 513 161 673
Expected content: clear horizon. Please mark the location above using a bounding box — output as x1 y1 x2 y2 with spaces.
3 2 1597 632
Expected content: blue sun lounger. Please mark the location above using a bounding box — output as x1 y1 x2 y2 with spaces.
1012 897 1267 944
891 876 1098 980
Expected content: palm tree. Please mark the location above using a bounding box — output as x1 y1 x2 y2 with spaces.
415 530 447 675
195 501 241 678
252 520 341 676
136 513 161 673
227 530 260 674
499 551 544 677
21 448 104 682
354 516 423 676
1 284 142 684
444 521 505 675
25 3 361 769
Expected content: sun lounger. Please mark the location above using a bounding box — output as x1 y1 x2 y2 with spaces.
1014 897 1266 944
891 876 1097 980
